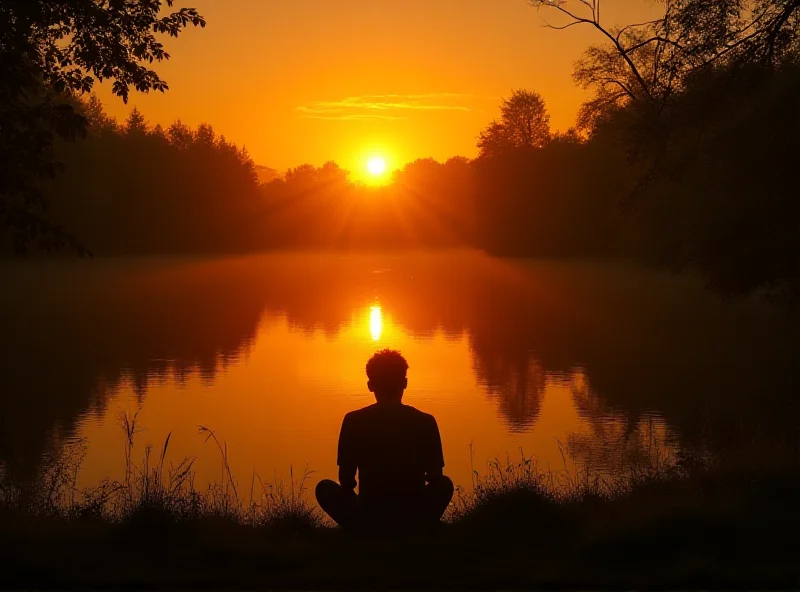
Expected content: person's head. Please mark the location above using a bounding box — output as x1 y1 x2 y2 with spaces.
366 349 408 403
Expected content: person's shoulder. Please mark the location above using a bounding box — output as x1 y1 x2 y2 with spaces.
402 405 437 423
345 404 378 420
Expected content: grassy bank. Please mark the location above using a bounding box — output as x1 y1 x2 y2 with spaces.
1 425 799 589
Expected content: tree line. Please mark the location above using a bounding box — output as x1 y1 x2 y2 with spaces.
38 90 615 256
41 97 478 253
258 157 476 249
47 98 264 254
3 0 800 300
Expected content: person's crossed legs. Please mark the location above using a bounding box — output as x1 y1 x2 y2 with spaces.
315 477 454 533
315 479 361 531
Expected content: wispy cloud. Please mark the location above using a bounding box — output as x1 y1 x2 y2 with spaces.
296 93 484 121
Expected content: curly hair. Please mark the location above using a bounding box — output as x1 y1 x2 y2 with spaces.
366 349 409 384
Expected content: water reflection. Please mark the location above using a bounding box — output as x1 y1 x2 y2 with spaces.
0 251 798 488
0 258 263 481
473 354 545 433
566 369 676 474
369 305 383 342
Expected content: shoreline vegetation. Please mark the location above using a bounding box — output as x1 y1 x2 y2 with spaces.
2 417 799 588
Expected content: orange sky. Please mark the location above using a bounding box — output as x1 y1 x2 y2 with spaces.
96 0 661 173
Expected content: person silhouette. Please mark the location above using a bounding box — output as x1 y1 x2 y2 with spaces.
315 349 454 534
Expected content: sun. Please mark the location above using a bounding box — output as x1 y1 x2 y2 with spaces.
366 156 387 177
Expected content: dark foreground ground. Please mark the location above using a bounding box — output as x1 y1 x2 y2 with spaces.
2 457 800 590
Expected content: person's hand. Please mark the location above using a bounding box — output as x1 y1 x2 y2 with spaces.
425 467 444 484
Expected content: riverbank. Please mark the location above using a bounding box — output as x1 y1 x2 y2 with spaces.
2 436 799 589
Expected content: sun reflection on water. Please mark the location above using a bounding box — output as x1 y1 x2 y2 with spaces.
369 305 383 341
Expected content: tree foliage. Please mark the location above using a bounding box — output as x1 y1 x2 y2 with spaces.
531 0 800 298
0 0 205 253
532 0 800 131
478 90 552 157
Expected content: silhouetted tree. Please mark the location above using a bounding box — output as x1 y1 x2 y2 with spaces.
0 0 205 253
660 0 800 68
83 95 119 136
478 90 552 157
255 165 280 185
318 161 350 185
530 0 800 298
168 120 194 151
125 108 149 136
533 0 800 135
285 164 319 186
476 122 515 159
195 123 217 147
45 97 262 255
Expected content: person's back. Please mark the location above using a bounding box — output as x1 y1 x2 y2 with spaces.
339 403 443 507
315 349 454 534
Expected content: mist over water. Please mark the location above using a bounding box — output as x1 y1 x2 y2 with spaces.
1 250 797 492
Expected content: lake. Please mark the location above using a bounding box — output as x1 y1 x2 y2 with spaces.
1 250 798 495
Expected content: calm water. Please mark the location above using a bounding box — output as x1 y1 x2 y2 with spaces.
1 250 798 493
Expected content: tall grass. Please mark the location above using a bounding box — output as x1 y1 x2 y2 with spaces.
447 433 701 524
0 411 322 531
0 420 698 528
1 413 797 538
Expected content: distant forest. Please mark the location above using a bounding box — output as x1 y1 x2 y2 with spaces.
5 0 800 300
46 56 798 301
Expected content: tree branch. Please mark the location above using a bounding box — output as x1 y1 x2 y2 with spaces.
765 0 800 62
531 0 654 101
541 19 589 31
532 0 593 26
624 35 686 55
599 77 635 99
616 19 663 42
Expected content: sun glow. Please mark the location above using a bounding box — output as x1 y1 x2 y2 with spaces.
366 156 387 177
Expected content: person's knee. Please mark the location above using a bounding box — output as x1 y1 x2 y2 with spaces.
315 479 360 530
315 479 339 505
427 475 454 517
434 475 455 500
441 475 454 492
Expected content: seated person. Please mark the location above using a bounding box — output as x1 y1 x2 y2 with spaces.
315 349 454 534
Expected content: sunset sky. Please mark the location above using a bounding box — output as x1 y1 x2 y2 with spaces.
96 0 661 174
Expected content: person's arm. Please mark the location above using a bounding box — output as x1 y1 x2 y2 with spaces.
336 413 358 493
424 415 446 485
338 465 357 493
